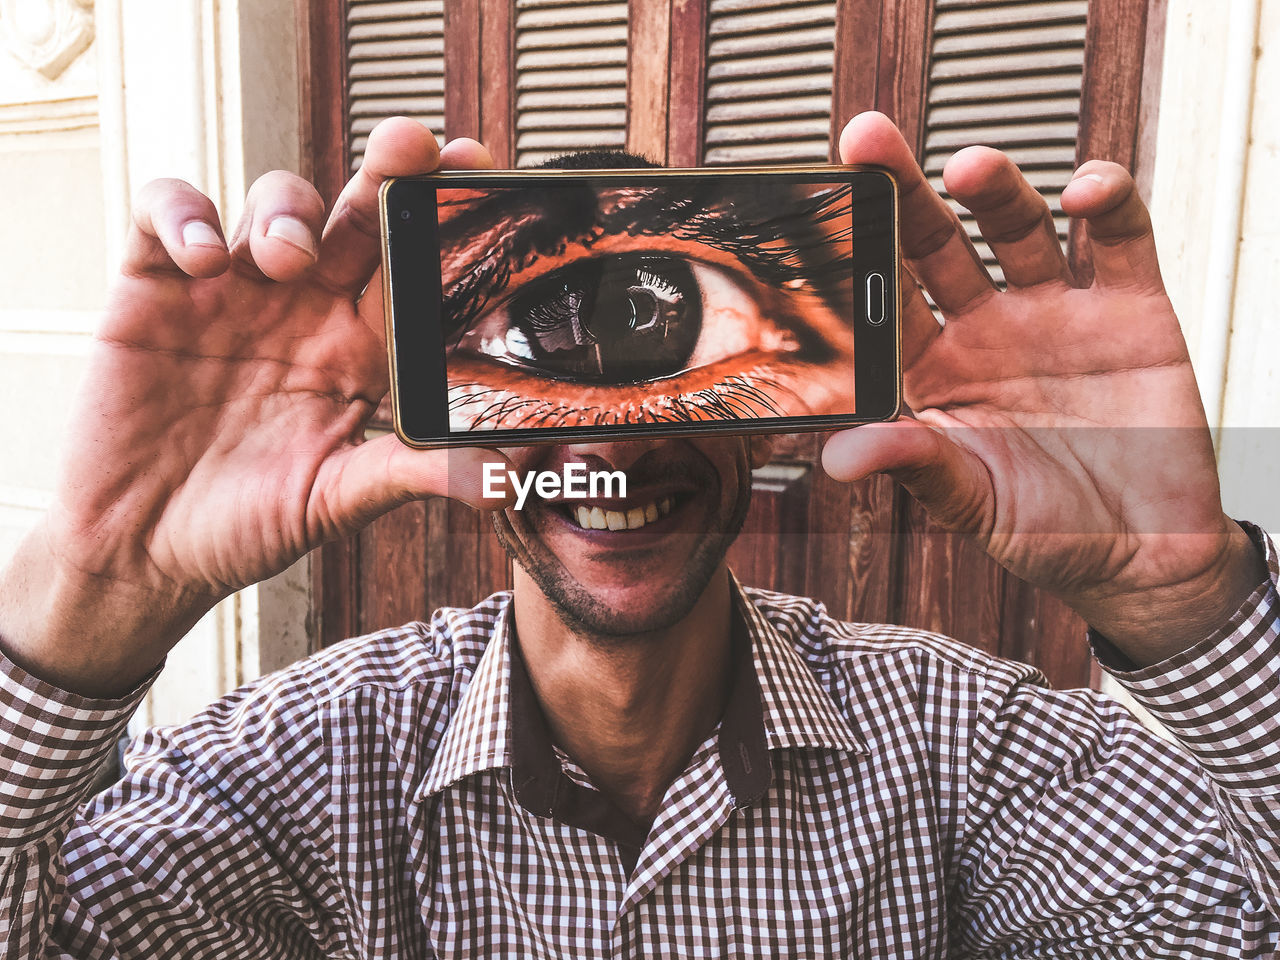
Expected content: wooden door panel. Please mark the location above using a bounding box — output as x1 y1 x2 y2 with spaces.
357 501 430 630
893 500 1005 658
307 0 1164 693
802 472 898 625
727 462 814 599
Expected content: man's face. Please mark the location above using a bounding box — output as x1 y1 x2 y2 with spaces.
491 436 772 636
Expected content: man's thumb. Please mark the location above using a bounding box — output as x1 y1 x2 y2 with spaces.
322 436 516 537
821 420 993 535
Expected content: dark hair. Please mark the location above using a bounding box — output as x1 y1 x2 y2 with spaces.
532 149 661 170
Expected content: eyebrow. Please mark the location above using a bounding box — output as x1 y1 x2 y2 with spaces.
436 179 854 343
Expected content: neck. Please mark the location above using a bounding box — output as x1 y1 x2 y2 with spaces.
511 565 734 824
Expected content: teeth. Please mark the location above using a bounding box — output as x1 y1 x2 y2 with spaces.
566 496 678 531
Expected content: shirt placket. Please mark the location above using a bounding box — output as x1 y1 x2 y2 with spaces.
608 744 736 956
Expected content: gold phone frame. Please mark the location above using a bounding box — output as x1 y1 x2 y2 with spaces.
379 165 901 449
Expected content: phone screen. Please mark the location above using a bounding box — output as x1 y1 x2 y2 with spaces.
383 169 898 446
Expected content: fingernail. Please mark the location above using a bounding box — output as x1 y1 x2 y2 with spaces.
1073 173 1105 184
182 220 223 248
266 215 318 257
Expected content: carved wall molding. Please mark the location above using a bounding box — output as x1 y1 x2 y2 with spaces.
0 0 94 81
0 94 96 133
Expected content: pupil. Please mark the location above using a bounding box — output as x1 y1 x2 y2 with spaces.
509 256 701 383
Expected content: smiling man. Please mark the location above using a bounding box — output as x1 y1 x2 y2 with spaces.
1 114 1279 958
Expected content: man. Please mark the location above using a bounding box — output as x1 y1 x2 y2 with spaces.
0 112 1276 956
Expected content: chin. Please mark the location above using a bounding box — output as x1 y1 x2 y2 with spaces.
537 547 730 638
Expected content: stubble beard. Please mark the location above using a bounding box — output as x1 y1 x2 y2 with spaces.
490 463 754 640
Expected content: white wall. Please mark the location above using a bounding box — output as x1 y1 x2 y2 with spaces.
1150 0 1280 527
1098 0 1278 721
0 0 311 727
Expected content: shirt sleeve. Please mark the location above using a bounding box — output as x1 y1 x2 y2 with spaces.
0 650 351 959
0 647 150 949
949 529 1280 959
1094 521 1280 918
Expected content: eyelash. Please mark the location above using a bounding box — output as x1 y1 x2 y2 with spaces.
442 184 852 347
450 371 795 430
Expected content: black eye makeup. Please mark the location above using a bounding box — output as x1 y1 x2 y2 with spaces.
433 178 858 433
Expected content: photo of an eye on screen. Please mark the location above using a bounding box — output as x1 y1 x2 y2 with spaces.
439 178 856 432
381 168 899 446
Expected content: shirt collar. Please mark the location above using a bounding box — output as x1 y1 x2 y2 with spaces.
416 603 516 800
416 577 866 805
732 576 866 756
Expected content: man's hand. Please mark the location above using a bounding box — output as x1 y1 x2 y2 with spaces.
823 112 1265 667
0 119 511 697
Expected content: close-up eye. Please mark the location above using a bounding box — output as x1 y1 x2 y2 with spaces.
455 253 813 387
499 255 705 383
435 181 858 432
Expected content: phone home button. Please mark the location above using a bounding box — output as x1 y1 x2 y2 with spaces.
865 272 886 325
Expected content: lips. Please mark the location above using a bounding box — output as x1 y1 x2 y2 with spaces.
566 496 676 531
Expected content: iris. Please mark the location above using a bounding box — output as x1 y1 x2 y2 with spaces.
507 256 701 383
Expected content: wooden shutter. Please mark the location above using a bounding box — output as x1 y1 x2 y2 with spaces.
923 0 1089 284
309 0 1162 693
346 0 446 171
514 0 629 167
703 0 837 165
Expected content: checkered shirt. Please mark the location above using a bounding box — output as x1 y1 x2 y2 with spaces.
3 529 1280 958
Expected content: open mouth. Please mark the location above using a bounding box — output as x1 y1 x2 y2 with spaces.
559 495 678 531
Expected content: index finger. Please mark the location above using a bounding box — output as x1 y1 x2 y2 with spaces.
313 122 496 299
839 112 994 317
313 118 441 297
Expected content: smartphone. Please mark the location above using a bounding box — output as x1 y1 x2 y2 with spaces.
379 166 900 448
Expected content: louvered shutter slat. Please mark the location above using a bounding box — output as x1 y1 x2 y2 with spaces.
932 23 1088 56
933 0 1088 31
928 73 1080 104
707 142 836 164
516 47 628 70
518 0 617 7
926 96 1079 127
710 0 828 12
516 67 628 91
923 143 1077 174
706 26 836 59
517 109 629 130
931 48 1083 79
519 5 629 27
515 25 629 49
350 77 445 98
706 95 833 123
706 73 832 102
348 1 439 21
703 0 836 165
350 98 444 119
926 121 1079 151
705 49 835 82
517 88 627 109
706 118 831 145
348 18 443 41
924 0 1087 293
349 38 444 61
346 0 445 171
514 0 629 167
709 6 840 33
